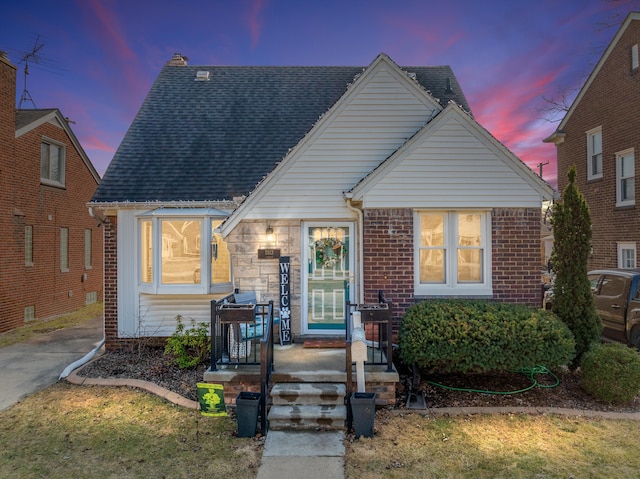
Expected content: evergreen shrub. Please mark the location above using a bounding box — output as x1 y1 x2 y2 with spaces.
398 299 575 373
581 343 640 404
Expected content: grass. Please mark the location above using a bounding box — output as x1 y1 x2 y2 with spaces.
346 410 640 478
0 302 103 349
0 383 262 479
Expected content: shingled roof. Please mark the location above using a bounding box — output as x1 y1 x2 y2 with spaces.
91 56 471 204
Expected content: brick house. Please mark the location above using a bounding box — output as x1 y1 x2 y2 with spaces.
0 52 103 333
89 52 552 350
545 12 640 270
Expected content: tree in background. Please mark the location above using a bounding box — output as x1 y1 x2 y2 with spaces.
551 166 601 369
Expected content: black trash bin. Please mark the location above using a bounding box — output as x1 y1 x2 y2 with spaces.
236 392 261 437
350 392 376 438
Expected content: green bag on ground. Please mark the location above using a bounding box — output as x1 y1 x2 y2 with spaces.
197 383 227 417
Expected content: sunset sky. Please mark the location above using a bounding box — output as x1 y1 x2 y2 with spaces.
2 0 638 188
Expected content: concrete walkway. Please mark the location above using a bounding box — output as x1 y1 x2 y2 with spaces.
0 315 103 412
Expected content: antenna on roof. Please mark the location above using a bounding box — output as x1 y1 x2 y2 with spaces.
16 35 64 109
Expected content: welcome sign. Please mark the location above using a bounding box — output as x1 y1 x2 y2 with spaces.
279 256 291 345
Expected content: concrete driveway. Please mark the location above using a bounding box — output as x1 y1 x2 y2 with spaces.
0 315 103 412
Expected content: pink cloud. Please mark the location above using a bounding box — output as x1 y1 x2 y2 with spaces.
248 0 268 49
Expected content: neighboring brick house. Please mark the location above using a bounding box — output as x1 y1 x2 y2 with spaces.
89 52 552 350
545 12 640 270
0 52 103 333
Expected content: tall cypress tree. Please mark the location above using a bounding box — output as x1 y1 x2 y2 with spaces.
551 166 601 369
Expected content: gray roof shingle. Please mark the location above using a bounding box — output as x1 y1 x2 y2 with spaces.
91 62 471 203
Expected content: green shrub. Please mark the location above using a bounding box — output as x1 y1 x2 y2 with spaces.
398 299 575 373
580 342 640 404
164 315 210 369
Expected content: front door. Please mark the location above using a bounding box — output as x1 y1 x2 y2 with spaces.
302 223 354 335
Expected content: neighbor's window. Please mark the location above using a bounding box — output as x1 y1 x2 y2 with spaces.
586 127 603 180
25 225 33 266
139 213 230 293
633 44 639 71
415 211 491 295
84 229 92 269
616 149 635 207
41 139 65 187
60 227 69 272
618 242 636 269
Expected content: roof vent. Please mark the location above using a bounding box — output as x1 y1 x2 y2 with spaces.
445 77 453 93
196 70 210 81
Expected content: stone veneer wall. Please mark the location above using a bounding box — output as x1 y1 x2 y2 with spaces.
225 220 303 336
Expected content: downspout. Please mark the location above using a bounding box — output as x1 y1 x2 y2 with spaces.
346 197 364 303
60 207 109 379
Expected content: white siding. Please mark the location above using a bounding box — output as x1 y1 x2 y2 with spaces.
138 294 217 337
117 209 138 336
361 116 545 209
244 63 440 220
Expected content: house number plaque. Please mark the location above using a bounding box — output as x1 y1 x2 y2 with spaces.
279 256 291 345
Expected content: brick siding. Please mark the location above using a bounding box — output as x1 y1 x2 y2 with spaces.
556 20 640 270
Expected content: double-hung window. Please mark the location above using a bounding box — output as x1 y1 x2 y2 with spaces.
415 211 491 296
60 227 69 272
616 149 635 207
586 127 603 180
25 225 33 266
618 242 636 269
138 210 231 294
41 138 65 187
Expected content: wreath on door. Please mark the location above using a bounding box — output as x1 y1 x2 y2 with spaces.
314 237 344 268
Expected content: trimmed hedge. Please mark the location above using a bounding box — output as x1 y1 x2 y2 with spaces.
399 300 575 373
581 343 640 404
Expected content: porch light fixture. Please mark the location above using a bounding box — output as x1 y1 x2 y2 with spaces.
258 224 280 259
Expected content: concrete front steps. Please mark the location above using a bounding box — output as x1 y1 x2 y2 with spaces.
268 382 347 431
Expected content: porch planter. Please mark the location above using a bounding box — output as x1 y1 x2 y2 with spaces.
357 303 390 322
219 303 256 322
350 392 376 438
235 392 261 437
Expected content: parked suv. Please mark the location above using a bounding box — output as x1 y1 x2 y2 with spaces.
588 269 640 350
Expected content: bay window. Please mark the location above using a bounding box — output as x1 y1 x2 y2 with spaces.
415 210 491 296
139 210 231 293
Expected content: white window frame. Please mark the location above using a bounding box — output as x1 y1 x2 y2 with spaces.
414 210 492 296
586 126 603 181
137 211 231 295
60 227 69 272
41 137 66 187
25 225 33 266
618 242 637 269
84 229 92 269
616 148 635 207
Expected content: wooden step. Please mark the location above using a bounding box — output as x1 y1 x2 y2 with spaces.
271 382 346 406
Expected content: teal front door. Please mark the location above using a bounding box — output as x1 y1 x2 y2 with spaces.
303 223 354 335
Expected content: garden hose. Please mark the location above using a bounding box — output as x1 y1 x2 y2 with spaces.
427 365 560 395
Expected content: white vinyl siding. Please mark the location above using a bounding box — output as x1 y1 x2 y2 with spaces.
358 114 545 208
242 62 441 220
587 127 603 180
136 294 217 337
616 149 635 207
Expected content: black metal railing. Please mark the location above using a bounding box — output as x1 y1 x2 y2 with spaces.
259 301 274 435
345 294 394 376
210 295 275 371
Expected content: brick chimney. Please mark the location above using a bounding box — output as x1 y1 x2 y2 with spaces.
166 53 188 66
0 51 17 158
